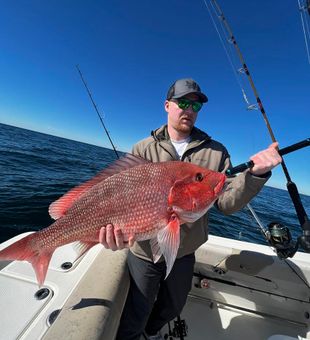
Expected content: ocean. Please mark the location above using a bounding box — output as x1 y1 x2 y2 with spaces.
1 122 309 251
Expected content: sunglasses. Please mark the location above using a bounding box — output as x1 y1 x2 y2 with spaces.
171 98 203 112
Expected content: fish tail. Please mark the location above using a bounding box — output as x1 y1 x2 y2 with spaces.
0 234 53 286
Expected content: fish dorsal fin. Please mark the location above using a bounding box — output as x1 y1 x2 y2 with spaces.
157 214 180 279
49 153 149 220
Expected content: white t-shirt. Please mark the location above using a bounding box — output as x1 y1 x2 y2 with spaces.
171 137 191 159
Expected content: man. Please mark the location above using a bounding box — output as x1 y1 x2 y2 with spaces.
99 78 282 340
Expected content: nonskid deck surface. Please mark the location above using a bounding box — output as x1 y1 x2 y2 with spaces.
159 235 310 340
161 294 308 340
141 291 308 340
1 234 309 340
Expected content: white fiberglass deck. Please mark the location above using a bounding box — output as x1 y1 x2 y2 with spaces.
1 233 309 339
170 293 307 340
162 235 310 340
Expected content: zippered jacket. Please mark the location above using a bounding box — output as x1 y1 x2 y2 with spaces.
130 124 270 261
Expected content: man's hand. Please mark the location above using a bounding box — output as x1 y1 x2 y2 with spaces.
99 224 135 251
250 142 282 176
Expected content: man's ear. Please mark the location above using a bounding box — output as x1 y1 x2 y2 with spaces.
164 100 170 113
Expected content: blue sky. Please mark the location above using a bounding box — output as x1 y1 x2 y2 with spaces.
0 1 309 194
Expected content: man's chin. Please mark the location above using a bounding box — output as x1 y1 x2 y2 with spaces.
177 124 193 134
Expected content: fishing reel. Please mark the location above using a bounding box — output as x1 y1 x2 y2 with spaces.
267 222 298 259
165 316 188 339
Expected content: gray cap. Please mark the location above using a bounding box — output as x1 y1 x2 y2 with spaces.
166 78 208 103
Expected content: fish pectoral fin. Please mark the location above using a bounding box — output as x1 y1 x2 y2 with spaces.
157 214 180 279
73 241 97 261
31 250 54 287
150 238 162 263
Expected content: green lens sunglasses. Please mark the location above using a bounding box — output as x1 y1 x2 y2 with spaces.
171 98 203 112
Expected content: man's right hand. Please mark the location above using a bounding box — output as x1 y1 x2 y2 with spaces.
99 224 135 251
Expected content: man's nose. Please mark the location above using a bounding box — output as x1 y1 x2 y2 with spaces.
184 105 195 113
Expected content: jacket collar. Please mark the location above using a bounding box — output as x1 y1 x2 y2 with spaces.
151 124 211 145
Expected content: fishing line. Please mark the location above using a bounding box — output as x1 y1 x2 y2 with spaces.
204 0 310 254
298 0 310 64
283 257 310 289
204 0 239 84
204 0 257 110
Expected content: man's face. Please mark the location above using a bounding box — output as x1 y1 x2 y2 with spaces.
165 93 201 137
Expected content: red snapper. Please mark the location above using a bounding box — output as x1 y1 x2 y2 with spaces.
0 154 226 285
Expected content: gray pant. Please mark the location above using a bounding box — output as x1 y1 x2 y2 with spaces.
116 251 195 340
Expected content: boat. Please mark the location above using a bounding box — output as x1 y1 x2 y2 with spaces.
1 230 309 339
1 1 309 338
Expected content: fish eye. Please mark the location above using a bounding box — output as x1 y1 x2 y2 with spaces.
195 173 203 182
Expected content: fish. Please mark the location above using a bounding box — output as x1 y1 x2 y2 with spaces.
0 154 226 286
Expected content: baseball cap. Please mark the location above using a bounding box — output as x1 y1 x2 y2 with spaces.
166 78 208 103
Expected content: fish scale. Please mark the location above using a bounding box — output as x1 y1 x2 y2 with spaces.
0 155 226 285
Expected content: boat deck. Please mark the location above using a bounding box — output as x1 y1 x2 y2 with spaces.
161 293 308 340
159 235 310 340
1 234 310 339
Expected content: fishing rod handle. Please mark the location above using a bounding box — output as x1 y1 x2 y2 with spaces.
226 161 254 176
226 138 310 176
279 138 310 157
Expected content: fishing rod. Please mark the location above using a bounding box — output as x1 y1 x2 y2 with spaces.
206 0 310 253
76 65 120 160
226 138 310 176
298 0 310 64
77 66 188 340
241 136 310 257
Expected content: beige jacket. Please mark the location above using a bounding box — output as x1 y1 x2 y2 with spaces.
130 125 270 261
